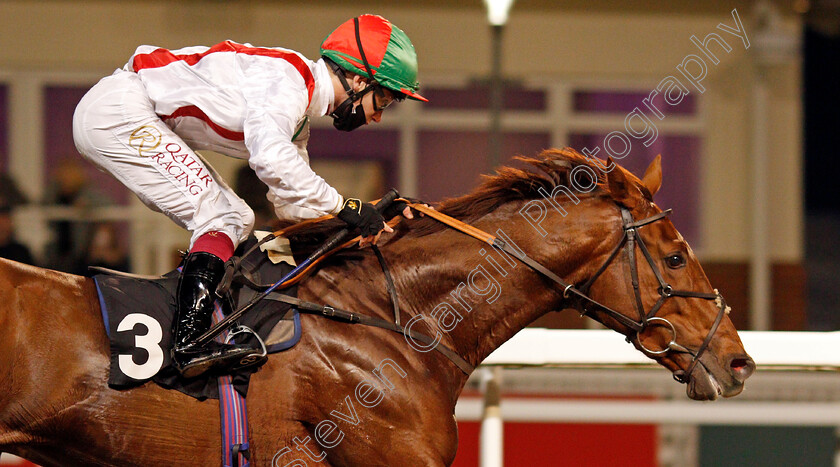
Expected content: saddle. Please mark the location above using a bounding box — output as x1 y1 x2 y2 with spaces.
93 236 302 400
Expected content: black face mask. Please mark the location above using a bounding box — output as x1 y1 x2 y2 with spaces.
331 98 367 132
325 18 380 133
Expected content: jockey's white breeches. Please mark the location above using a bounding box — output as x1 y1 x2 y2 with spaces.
72 70 254 248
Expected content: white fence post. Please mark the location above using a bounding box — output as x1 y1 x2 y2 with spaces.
480 366 503 467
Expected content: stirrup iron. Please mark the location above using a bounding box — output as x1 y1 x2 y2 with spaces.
225 325 268 369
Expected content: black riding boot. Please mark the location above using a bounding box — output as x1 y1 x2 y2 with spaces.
172 252 263 378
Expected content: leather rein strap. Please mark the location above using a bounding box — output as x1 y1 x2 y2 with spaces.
408 204 638 328
231 257 475 375
409 202 729 385
228 198 725 381
266 292 475 374
371 244 401 327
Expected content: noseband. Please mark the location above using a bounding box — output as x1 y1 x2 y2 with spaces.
411 203 729 385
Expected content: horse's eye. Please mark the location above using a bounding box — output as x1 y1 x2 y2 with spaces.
665 253 686 269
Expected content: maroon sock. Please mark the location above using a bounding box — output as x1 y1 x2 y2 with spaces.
190 231 235 262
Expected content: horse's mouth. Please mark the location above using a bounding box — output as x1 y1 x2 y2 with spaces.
686 366 720 400
684 358 744 401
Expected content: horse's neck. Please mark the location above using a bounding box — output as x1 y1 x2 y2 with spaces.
393 205 602 369
299 201 609 400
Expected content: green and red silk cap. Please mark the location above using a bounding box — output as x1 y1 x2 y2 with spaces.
320 14 428 102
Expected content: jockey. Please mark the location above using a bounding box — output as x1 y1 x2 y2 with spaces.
72 14 427 378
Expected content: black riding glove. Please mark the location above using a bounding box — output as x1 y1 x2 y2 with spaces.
337 198 385 237
382 197 428 220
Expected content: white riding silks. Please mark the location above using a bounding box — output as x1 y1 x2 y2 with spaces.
73 41 342 248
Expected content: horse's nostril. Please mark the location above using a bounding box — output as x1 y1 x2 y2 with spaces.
731 358 747 370
730 357 756 382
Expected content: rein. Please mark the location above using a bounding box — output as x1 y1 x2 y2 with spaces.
409 202 729 385
220 197 728 383
228 259 475 374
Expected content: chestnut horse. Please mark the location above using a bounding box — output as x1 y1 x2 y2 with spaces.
0 149 754 466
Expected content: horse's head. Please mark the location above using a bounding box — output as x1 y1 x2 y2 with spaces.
388 148 753 400
562 154 755 400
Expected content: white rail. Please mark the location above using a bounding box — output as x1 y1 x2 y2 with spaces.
466 329 840 467
480 329 840 370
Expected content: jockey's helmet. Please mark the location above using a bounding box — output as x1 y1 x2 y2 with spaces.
320 14 427 102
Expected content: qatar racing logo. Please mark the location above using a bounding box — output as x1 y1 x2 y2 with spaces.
148 142 214 196
128 125 163 156
128 125 214 196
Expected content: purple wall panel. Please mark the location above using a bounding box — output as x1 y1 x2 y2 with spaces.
423 86 547 111
0 85 7 173
417 131 551 202
308 128 400 193
569 133 702 246
573 90 697 116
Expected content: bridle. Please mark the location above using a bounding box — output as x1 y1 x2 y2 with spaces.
570 206 729 384
410 203 730 384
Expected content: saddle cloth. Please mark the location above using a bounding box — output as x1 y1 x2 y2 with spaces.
93 237 301 400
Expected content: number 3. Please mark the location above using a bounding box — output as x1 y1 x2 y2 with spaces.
117 313 165 380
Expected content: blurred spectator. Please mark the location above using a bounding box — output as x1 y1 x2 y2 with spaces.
43 158 112 272
0 172 28 207
0 203 34 265
76 222 131 274
0 173 34 265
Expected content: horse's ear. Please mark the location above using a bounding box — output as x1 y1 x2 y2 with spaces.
606 157 641 209
641 154 662 198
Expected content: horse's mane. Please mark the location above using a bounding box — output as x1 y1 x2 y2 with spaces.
284 147 643 256
407 147 613 237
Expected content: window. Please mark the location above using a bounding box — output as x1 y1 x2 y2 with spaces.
569 90 703 246
42 85 132 273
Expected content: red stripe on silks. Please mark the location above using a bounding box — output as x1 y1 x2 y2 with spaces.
133 40 315 106
132 42 238 70
161 106 245 142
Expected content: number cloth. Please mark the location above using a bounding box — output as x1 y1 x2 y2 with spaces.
93 240 302 399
